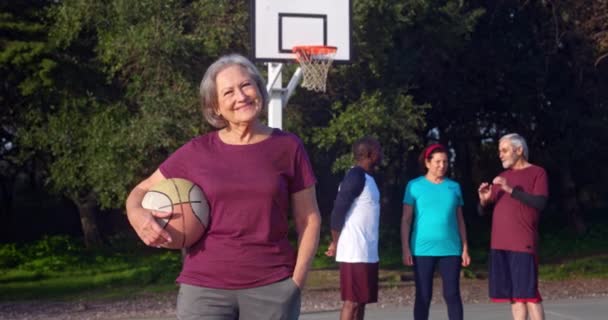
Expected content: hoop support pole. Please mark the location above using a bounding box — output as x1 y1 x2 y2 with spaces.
285 67 302 102
267 63 283 129
266 63 283 93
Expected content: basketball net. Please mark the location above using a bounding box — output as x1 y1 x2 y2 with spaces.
292 46 337 92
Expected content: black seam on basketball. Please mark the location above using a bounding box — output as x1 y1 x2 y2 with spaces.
188 184 206 225
170 179 186 248
156 201 203 212
146 190 173 230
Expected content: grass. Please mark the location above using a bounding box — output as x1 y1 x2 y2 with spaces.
540 255 608 280
2 222 608 302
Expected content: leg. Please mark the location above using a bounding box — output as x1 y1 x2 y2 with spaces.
527 302 545 320
339 262 378 320
176 283 238 320
508 251 543 320
340 301 356 320
511 302 528 320
438 256 463 320
238 278 301 320
356 303 366 320
413 256 437 320
340 301 366 320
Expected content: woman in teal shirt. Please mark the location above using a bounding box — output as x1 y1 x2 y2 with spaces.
401 144 470 320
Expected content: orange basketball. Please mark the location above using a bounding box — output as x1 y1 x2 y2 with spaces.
141 178 209 249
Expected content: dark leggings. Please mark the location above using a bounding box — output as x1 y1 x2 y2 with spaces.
413 256 463 320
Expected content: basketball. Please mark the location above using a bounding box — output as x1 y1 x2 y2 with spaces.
141 178 209 249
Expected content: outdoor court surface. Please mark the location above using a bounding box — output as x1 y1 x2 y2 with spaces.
134 296 608 320
300 296 608 320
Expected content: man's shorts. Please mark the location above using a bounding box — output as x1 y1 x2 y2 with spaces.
489 249 542 303
339 262 379 303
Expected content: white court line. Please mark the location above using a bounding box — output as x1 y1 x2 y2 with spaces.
545 310 581 320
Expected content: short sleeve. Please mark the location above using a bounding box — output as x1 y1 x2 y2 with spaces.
403 181 415 205
288 137 317 194
455 182 464 206
158 140 194 179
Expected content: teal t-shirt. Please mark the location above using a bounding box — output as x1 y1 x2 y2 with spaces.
403 176 463 256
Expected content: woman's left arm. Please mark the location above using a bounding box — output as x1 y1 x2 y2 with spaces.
291 185 322 289
457 207 471 267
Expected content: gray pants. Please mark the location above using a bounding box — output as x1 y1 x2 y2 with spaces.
176 278 301 320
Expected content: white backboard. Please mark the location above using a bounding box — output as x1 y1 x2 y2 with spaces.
251 0 352 62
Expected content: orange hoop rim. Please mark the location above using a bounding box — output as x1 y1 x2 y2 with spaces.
292 45 337 55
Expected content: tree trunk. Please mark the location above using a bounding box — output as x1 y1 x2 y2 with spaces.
454 139 478 218
560 166 586 235
73 193 104 248
0 174 14 219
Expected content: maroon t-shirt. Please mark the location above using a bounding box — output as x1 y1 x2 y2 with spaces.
490 165 548 254
159 129 316 289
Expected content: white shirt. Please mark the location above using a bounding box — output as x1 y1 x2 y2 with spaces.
336 173 380 263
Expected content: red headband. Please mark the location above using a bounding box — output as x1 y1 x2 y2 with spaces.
424 144 445 159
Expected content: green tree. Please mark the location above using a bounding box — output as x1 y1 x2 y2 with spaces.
0 0 57 226
15 0 250 247
313 91 428 219
293 0 485 222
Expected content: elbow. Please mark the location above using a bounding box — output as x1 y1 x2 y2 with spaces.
300 211 321 233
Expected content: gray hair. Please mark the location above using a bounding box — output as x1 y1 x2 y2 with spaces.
199 54 268 128
499 133 529 159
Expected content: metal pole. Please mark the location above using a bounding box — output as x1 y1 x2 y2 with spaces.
285 67 302 102
267 63 283 129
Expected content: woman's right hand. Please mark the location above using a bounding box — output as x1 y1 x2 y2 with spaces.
403 248 414 266
131 207 173 247
126 169 172 248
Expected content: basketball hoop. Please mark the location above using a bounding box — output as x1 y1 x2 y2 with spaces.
292 45 337 92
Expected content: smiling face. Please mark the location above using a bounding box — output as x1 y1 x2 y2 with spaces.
498 139 522 169
425 151 448 179
215 65 263 127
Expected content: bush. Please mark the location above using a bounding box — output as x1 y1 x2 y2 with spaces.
0 244 25 269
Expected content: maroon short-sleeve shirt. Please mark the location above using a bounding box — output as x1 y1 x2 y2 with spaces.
490 165 548 254
159 129 316 289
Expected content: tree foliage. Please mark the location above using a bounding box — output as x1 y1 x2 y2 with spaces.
2 0 608 244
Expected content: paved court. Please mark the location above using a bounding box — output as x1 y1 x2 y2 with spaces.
300 296 608 320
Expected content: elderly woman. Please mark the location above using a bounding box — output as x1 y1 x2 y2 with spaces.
401 144 470 320
126 54 321 320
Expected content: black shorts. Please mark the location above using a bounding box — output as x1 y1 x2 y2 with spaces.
489 249 542 303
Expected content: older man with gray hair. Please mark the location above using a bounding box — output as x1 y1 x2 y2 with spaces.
478 133 549 320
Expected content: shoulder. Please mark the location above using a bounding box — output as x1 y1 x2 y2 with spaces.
189 131 217 144
406 176 425 190
346 166 366 179
529 164 547 175
271 129 303 144
444 178 462 189
268 129 307 152
173 132 216 152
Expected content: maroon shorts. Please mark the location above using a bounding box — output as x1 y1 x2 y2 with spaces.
489 249 542 303
339 262 379 303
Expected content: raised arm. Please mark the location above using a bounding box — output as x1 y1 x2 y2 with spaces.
511 187 548 211
492 176 548 211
